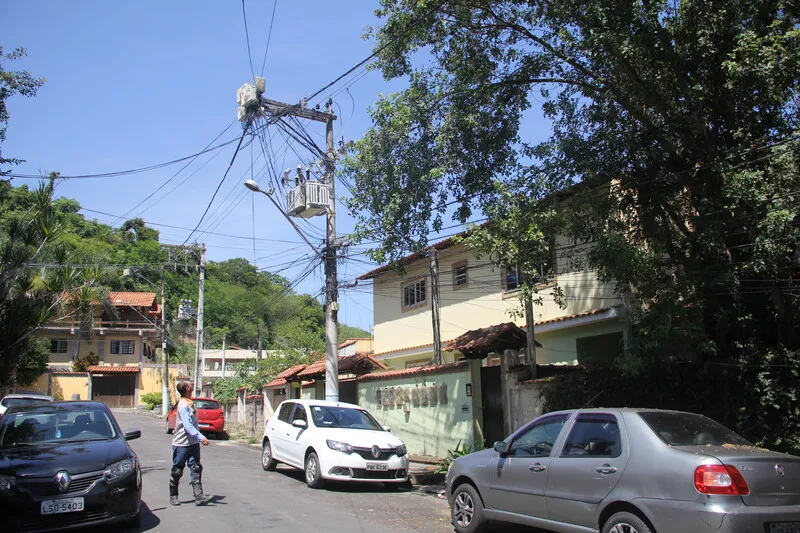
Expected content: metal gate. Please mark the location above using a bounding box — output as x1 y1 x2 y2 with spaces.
339 380 358 404
481 366 504 446
92 375 136 408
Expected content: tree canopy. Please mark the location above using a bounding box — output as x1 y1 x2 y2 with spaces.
344 0 800 450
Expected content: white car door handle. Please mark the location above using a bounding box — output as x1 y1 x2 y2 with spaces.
529 463 546 472
596 464 618 474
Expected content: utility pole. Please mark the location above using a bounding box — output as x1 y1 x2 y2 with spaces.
524 296 537 379
430 247 442 365
221 332 227 379
240 83 339 401
323 111 339 402
257 323 263 361
194 244 206 392
161 267 169 416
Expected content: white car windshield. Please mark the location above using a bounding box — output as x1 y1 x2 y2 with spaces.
310 405 384 431
0 407 117 446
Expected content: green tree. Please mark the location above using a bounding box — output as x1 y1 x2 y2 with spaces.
345 0 800 448
1 47 45 177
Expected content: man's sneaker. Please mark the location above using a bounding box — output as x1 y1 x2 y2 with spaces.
194 494 211 506
170 495 181 506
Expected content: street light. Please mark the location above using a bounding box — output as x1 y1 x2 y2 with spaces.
243 180 319 254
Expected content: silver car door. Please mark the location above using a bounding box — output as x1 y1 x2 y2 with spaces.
484 414 569 520
545 412 630 528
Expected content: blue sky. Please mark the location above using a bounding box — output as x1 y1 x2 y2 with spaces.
2 1 550 334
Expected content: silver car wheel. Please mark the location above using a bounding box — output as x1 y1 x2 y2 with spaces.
610 524 639 533
262 442 271 466
453 491 474 528
306 455 317 484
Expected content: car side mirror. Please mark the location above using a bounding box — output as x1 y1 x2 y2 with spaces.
291 419 307 429
125 429 142 441
493 441 509 456
383 425 391 432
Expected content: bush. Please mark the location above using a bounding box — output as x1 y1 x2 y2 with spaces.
435 440 481 474
72 354 99 373
141 392 162 410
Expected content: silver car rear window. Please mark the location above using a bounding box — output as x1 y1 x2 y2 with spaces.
639 411 751 446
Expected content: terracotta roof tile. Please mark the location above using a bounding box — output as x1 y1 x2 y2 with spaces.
264 364 307 388
359 361 469 381
108 292 156 308
87 365 140 374
445 322 542 354
297 353 383 378
533 307 611 326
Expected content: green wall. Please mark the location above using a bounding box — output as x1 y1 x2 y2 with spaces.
358 368 474 459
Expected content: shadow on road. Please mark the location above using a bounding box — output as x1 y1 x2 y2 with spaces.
272 466 430 494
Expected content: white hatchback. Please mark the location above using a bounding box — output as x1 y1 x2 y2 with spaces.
261 399 410 488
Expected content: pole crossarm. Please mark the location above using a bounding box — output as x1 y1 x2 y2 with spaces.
260 98 336 123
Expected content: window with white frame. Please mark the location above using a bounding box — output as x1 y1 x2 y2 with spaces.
452 261 468 288
402 278 427 309
504 265 522 291
50 339 68 354
110 340 135 355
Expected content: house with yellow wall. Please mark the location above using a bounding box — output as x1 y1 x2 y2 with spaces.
35 291 168 407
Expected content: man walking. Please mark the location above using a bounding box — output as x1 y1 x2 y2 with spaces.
169 381 211 506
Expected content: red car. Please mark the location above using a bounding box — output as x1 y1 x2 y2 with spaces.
166 397 226 439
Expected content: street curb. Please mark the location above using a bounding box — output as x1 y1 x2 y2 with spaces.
114 408 165 421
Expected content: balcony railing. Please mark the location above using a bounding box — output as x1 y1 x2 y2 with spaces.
43 319 160 330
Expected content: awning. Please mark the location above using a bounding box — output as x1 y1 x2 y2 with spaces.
87 365 140 374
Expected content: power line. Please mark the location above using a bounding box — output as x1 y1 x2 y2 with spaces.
304 0 450 103
241 0 256 81
260 0 279 77
113 120 238 226
182 123 251 246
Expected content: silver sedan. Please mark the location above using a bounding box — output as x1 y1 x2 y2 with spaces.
445 408 800 533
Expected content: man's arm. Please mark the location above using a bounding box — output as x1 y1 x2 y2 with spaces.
177 402 206 442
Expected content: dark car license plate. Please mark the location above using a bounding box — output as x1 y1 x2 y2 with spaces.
770 523 800 533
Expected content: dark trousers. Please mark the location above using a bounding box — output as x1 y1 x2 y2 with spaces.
172 443 201 472
170 444 203 497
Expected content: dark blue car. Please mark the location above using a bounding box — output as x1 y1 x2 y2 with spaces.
0 401 142 532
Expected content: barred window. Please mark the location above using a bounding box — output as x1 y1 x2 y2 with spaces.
110 340 135 355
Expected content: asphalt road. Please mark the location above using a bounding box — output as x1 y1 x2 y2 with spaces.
100 411 454 533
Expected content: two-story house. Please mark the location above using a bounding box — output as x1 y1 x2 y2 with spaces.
38 291 163 407
357 234 627 370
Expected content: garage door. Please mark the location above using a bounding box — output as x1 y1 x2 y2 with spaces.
92 375 136 408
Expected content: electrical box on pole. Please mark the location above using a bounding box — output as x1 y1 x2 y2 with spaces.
287 181 331 218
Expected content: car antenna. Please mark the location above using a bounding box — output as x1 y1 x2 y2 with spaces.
580 390 603 410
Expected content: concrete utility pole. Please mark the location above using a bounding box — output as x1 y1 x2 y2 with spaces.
257 323 263 361
430 247 442 365
323 112 339 402
161 267 169 416
194 244 206 392
241 86 339 401
221 332 227 379
524 296 538 379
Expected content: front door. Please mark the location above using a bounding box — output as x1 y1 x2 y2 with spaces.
483 414 569 520
546 412 629 528
481 366 504 446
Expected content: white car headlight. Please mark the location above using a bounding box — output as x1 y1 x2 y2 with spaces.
0 475 15 492
395 444 407 457
326 440 354 454
104 458 136 481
